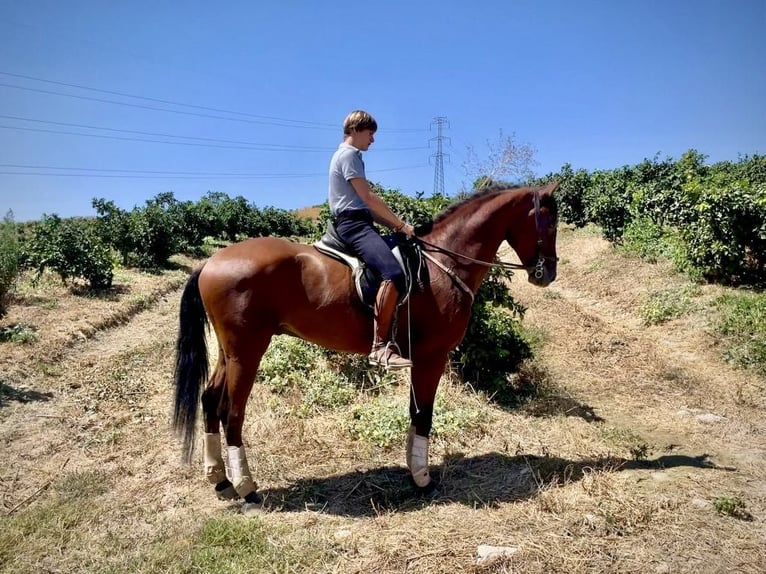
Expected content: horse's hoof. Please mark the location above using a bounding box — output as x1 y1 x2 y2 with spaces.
241 491 264 516
214 479 239 501
412 478 440 499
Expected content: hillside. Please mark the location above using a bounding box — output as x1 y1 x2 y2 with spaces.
0 226 764 573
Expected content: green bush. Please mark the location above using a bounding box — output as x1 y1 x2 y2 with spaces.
92 198 136 266
620 217 685 264
585 169 635 243
555 163 591 227
712 495 751 520
345 400 409 448
25 215 114 289
345 392 487 448
129 193 183 268
714 291 766 375
258 336 358 415
452 266 533 403
547 151 766 285
0 211 21 316
0 323 38 344
677 181 765 285
639 286 700 325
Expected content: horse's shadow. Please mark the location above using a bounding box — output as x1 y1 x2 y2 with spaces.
259 451 727 517
0 379 53 408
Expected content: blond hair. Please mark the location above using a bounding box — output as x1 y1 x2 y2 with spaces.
343 110 378 135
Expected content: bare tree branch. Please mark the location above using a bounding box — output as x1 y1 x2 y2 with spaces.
462 130 538 190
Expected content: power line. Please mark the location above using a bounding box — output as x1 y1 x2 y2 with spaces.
0 70 337 128
0 82 339 130
0 71 429 133
0 123 331 152
0 115 427 152
0 163 427 179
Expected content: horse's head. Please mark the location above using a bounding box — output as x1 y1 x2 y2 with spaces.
507 181 559 287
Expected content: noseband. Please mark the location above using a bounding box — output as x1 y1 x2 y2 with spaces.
530 189 558 279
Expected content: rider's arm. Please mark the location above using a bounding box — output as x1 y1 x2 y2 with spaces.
350 178 415 237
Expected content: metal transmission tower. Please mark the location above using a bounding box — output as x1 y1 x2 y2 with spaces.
429 116 451 195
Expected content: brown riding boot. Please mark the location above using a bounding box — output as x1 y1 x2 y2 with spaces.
369 280 412 370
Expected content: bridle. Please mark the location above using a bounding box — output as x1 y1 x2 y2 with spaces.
418 188 557 283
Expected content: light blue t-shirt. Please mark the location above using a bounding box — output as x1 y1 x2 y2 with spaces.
328 143 369 216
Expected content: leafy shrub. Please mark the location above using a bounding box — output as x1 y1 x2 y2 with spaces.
620 218 684 263
639 286 700 325
0 323 38 343
585 169 635 243
345 400 409 447
546 151 766 285
345 392 487 448
713 496 751 520
92 198 136 266
452 266 533 403
555 163 591 227
322 350 395 393
377 186 451 229
258 336 358 415
677 181 766 285
25 215 114 289
129 193 183 268
259 206 314 238
0 211 21 316
713 291 766 375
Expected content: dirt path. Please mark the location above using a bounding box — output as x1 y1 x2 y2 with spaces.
509 228 766 534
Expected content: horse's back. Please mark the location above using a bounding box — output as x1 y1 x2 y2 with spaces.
198 237 362 341
201 237 312 280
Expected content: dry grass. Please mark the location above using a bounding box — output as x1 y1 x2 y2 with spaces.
294 205 323 222
1 230 765 573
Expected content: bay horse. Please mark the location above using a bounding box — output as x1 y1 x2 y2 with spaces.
173 182 559 512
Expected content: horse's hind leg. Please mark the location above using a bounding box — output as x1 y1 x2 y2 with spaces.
200 349 238 501
222 333 271 512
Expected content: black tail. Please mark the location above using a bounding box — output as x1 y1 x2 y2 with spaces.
173 266 209 463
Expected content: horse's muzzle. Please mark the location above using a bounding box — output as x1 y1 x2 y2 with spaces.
527 266 556 287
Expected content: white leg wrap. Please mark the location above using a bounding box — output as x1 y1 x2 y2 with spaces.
203 433 227 485
406 425 431 488
227 445 257 498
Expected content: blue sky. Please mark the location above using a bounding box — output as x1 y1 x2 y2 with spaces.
1 0 764 222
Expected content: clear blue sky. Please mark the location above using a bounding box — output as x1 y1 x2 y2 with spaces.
1 0 764 222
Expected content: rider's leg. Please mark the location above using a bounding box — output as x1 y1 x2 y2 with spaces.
369 279 412 369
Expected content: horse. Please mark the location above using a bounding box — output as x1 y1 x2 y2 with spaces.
173 181 559 512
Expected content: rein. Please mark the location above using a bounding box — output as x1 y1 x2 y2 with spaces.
419 238 529 271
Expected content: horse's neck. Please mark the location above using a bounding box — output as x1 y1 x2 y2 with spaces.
427 191 523 292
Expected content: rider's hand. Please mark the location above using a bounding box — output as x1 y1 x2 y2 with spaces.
398 223 415 238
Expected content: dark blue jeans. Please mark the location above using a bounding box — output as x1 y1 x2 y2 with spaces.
335 210 405 293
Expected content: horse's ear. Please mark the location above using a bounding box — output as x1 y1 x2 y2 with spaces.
541 180 560 195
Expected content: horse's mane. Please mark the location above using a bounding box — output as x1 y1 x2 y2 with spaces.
431 186 518 225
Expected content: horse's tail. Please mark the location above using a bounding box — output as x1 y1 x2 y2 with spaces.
173 266 209 464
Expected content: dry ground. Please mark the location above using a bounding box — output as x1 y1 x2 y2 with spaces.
0 228 764 573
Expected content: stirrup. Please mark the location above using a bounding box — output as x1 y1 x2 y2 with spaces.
369 342 412 370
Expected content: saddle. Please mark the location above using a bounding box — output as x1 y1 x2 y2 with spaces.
313 220 427 308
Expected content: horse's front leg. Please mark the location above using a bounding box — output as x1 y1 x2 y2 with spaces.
407 354 447 496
